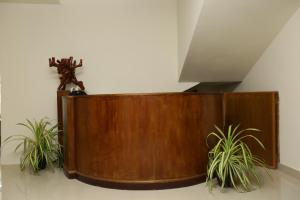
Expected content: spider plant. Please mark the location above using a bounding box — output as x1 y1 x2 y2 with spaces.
206 124 268 192
4 118 62 173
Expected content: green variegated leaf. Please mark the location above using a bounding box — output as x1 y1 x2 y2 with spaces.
4 118 62 173
206 124 270 192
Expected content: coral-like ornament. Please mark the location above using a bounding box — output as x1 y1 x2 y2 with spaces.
49 56 85 91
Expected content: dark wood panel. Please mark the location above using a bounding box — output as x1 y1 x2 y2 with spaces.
223 92 279 168
63 96 76 172
63 93 223 187
75 96 156 180
153 95 223 180
62 91 278 189
57 90 69 145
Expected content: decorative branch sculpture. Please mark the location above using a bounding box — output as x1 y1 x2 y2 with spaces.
49 56 85 91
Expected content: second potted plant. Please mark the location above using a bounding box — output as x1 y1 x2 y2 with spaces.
206 124 269 192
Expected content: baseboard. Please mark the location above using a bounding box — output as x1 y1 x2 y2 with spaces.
278 163 300 180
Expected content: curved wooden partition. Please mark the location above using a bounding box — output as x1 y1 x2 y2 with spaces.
62 93 223 189
61 92 278 189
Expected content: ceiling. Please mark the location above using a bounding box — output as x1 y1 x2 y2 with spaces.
179 0 300 82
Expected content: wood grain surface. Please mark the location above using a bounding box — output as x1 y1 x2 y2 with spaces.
61 92 278 189
223 92 279 168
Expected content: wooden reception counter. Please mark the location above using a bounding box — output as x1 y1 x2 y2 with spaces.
61 92 278 189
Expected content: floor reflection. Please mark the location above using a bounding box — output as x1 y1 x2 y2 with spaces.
1 165 300 200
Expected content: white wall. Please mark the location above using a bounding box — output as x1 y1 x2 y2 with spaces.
177 0 204 76
0 0 196 164
237 7 300 171
0 76 1 115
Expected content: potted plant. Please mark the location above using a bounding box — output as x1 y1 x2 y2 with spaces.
4 118 62 173
206 124 268 192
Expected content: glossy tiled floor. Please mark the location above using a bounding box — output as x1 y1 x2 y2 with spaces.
2 165 300 200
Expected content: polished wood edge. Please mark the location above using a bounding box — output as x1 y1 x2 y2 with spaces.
62 91 279 99
63 92 223 99
273 92 279 168
224 91 279 95
63 168 206 190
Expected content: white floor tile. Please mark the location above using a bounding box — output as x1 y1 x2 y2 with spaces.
2 165 300 200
